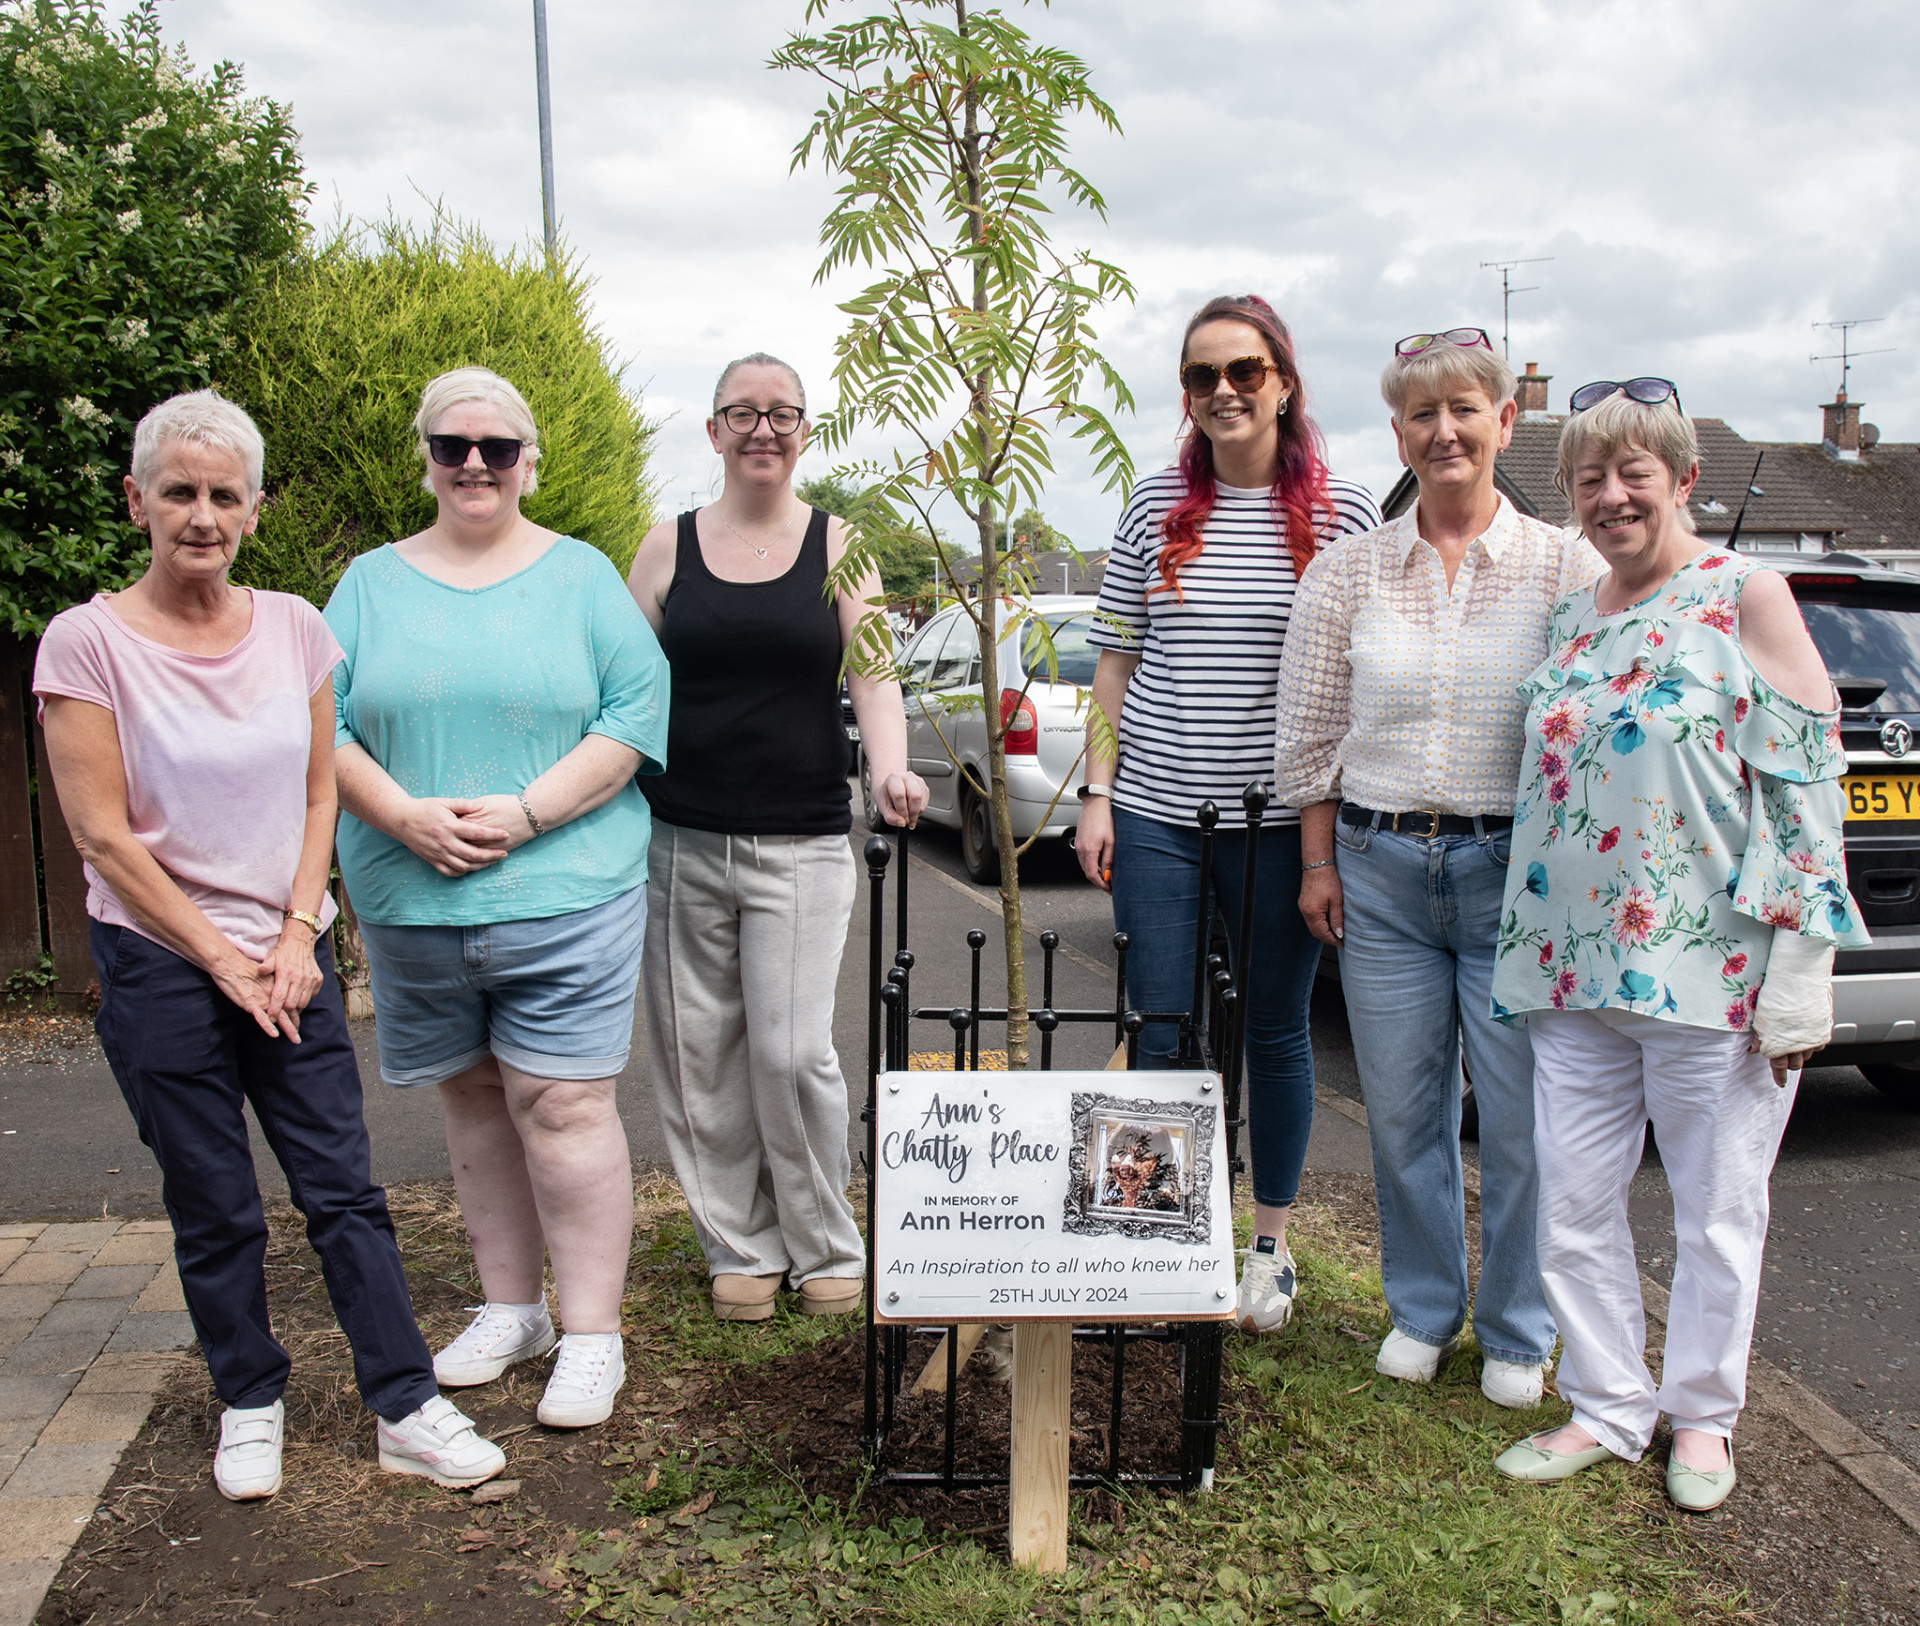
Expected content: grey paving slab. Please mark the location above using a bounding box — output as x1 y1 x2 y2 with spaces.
0 1286 58 1322
25 1222 118 1255
0 1376 80 1427
0 1334 106 1379
64 1264 156 1301
102 1310 194 1353
0 1440 124 1500
0 1254 84 1289
0 1323 30 1363
0 1558 62 1626
34 1297 135 1339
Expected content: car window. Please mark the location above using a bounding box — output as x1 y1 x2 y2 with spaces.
1039 614 1102 686
1798 598 1920 713
928 616 977 690
899 615 956 692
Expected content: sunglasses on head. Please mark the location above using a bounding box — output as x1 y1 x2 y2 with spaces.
427 434 525 470
1568 377 1683 415
1178 355 1281 397
1394 327 1492 359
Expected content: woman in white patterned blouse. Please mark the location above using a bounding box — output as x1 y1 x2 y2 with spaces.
1272 331 1600 1410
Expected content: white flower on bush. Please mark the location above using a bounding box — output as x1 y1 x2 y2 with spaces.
114 207 140 234
279 177 304 202
109 317 148 350
35 128 71 162
46 32 91 64
61 396 111 430
154 50 184 90
181 210 203 230
12 48 57 89
213 139 244 165
42 182 64 212
106 142 134 166
78 462 105 487
127 109 167 134
0 450 23 474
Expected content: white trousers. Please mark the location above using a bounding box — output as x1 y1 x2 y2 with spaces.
1530 1007 1796 1461
643 821 864 1286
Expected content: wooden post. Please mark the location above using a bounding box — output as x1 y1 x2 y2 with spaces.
912 1322 989 1394
1009 1321 1071 1572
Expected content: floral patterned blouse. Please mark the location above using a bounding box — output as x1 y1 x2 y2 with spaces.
1493 550 1869 1032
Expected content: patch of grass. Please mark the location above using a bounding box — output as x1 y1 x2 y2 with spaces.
542 1192 1732 1625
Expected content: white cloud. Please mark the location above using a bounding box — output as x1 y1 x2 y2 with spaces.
146 0 1919 547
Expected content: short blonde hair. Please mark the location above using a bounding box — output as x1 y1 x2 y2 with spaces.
1380 343 1516 418
130 389 264 495
1553 390 1698 531
412 366 541 495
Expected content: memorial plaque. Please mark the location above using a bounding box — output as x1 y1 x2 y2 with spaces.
872 1069 1236 1323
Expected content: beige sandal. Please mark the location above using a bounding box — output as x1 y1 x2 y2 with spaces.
711 1273 782 1322
798 1276 864 1317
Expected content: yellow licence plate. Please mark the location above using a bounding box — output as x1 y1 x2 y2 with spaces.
1844 775 1920 821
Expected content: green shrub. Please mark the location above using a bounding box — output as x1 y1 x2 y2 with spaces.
0 0 308 634
227 217 656 606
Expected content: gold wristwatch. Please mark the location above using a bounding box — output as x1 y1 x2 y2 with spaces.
283 908 324 935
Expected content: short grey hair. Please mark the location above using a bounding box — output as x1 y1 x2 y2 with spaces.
412 366 541 495
1553 389 1699 532
1380 343 1517 418
129 390 265 495
711 352 806 416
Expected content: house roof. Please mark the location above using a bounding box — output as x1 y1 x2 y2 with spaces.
1383 417 1920 553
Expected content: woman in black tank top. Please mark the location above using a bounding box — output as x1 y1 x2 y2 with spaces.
626 352 927 1325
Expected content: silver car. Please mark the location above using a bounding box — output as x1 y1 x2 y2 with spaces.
861 594 1099 881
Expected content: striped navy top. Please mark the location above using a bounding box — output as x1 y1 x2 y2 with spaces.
1090 467 1382 829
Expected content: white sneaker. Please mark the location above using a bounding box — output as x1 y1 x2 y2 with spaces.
1237 1246 1298 1333
433 1302 556 1387
1376 1328 1458 1383
377 1395 507 1488
538 1333 625 1428
1481 1357 1546 1409
214 1400 284 1501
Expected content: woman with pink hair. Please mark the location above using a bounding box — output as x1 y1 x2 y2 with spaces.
1077 294 1379 1334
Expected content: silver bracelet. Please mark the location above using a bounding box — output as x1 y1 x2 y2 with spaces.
517 792 546 837
1301 858 1335 871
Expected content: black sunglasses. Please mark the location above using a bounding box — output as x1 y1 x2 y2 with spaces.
427 434 525 470
1179 355 1280 397
1568 377 1684 416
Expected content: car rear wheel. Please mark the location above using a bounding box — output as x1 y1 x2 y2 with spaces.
960 784 1001 885
1859 1060 1920 1107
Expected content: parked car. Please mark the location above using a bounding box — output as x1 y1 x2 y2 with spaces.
1783 555 1920 1105
840 614 909 775
861 595 1098 881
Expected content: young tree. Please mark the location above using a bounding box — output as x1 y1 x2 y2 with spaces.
0 0 308 634
773 0 1134 1064
798 472 935 599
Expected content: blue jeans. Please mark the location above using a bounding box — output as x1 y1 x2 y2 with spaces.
91 923 438 1420
1111 807 1320 1209
1332 816 1555 1364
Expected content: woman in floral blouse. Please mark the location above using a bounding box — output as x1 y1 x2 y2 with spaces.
1490 381 1868 1513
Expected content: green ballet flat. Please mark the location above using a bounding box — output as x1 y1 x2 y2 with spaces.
1494 1436 1617 1483
1667 1448 1736 1513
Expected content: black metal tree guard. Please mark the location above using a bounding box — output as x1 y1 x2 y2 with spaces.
860 783 1270 1494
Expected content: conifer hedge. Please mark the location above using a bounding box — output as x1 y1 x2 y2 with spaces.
228 219 656 606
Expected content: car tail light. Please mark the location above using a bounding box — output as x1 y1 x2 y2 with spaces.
1000 688 1038 755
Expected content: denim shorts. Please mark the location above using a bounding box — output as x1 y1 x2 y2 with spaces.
358 884 646 1088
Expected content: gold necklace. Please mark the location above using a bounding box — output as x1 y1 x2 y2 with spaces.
713 504 799 561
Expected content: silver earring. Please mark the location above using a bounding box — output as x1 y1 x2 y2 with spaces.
1278 397 1290 416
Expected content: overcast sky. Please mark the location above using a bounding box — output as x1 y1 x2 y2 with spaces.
144 0 1918 546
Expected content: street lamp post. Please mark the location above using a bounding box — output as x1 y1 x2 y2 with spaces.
533 0 557 259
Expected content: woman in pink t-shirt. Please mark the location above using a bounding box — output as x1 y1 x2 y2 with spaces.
34 391 504 1504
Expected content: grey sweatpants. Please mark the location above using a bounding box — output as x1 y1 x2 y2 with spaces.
643 820 864 1285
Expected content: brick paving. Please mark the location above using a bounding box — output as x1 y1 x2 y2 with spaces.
0 1219 191 1626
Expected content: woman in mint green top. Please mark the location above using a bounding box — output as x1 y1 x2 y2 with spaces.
327 531 665 923
1487 382 1866 1514
326 367 667 1434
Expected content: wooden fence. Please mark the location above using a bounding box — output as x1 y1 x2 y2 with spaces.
0 631 93 1004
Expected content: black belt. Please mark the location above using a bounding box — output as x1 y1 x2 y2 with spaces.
1340 804 1513 840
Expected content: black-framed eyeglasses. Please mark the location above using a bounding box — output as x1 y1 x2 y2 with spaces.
427 434 525 470
1178 355 1280 397
1394 327 1492 359
718 404 805 436
1569 377 1684 415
